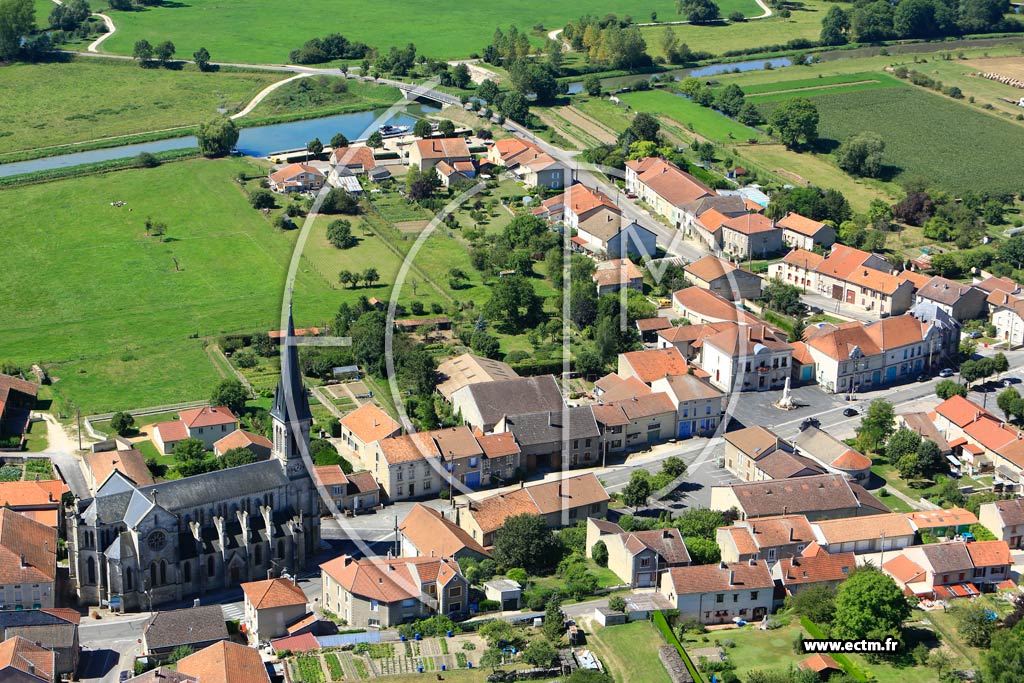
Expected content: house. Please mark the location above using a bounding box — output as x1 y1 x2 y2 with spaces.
484 579 522 611
0 636 53 683
83 448 155 490
773 544 855 599
618 347 697 385
213 429 273 460
0 508 57 610
312 465 380 513
268 163 326 193
672 287 767 327
798 654 843 679
593 373 652 403
655 321 732 359
329 146 377 174
450 375 563 433
592 258 644 296
241 578 309 645
915 276 988 322
650 373 726 439
792 426 872 483
690 208 732 253
907 508 977 538
0 375 38 448
0 610 80 678
177 641 271 683
320 555 468 628
684 255 763 302
584 518 690 588
802 314 957 394
457 473 609 547
636 317 672 343
152 406 238 453
606 393 678 449
990 295 1024 347
142 606 228 659
930 395 1016 477
767 249 825 291
882 540 1013 599
435 354 519 401
592 405 631 457
408 137 472 171
658 560 774 624
399 504 490 561
979 499 1024 549
810 513 916 554
896 412 951 455
624 157 715 230
722 426 825 482
777 213 836 251
715 514 816 563
698 322 793 393
339 403 401 462
434 159 477 188
577 217 657 261
711 473 888 521
495 407 599 470
720 214 782 260
487 138 565 189
369 432 442 502
0 480 68 528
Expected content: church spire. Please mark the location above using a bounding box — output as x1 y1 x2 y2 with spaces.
270 304 312 425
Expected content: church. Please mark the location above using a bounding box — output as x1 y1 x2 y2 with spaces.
67 311 322 611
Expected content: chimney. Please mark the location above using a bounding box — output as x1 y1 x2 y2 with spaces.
789 527 794 542
663 529 672 539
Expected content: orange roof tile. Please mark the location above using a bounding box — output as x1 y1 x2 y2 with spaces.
379 432 442 465
85 448 155 487
269 163 324 186
935 395 992 428
906 507 978 529
815 244 874 280
634 158 715 206
0 508 56 584
883 554 927 585
320 554 463 603
330 146 376 169
177 406 237 429
0 636 53 681
778 550 855 585
815 513 915 544
966 540 1013 567
721 213 776 235
666 561 773 595
341 403 401 445
415 137 471 160
177 641 271 683
0 480 66 509
620 348 692 383
154 420 188 443
799 654 842 673
777 212 826 237
399 504 491 558
241 578 308 610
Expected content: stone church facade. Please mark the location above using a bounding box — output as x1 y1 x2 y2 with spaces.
67 312 322 611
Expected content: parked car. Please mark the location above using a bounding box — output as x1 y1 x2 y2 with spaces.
939 368 955 378
842 408 858 417
120 672 131 683
625 192 638 199
970 331 984 339
916 373 929 382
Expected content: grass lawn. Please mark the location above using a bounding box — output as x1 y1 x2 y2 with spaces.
22 420 49 453
0 58 280 157
0 157 339 413
569 97 635 135
588 621 671 683
97 0 757 63
742 71 905 99
249 77 405 120
620 89 765 143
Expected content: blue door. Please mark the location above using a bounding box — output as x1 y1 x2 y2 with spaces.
886 366 897 382
465 471 481 488
873 369 882 384
679 421 692 439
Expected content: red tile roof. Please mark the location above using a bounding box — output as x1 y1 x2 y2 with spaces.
178 406 237 429
0 636 53 681
665 561 773 595
214 429 272 454
780 248 825 270
936 395 992 428
177 641 271 683
415 137 471 160
815 244 874 280
0 508 56 584
241 578 308 610
620 348 692 383
399 504 490 558
777 212 826 237
321 554 463 603
777 550 855 585
154 420 188 443
269 163 324 186
966 540 1013 568
721 213 776 235
340 403 401 445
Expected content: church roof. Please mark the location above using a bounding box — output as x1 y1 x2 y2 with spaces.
271 306 313 426
139 460 290 512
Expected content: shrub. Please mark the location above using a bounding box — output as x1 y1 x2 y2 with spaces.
109 411 135 436
608 596 627 612
478 600 501 612
134 152 160 168
249 189 276 209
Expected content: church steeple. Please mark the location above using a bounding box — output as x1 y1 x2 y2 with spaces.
271 305 312 469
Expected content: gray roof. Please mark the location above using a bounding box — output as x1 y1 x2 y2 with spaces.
677 195 747 219
720 473 881 518
916 277 985 307
502 407 600 447
919 542 974 573
0 611 78 649
139 460 289 512
84 491 133 526
270 305 313 425
144 605 228 652
463 375 564 426
124 489 156 527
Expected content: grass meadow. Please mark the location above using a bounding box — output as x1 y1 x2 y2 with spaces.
588 621 672 683
620 89 765 143
96 0 761 62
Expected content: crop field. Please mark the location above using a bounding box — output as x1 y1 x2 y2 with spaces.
0 58 280 157
620 89 765 143
97 0 761 63
742 71 904 98
754 83 1024 194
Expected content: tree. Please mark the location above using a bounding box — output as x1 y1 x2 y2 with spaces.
608 595 627 613
470 331 501 359
492 513 560 573
0 0 34 61
154 40 175 63
624 112 661 144
210 378 249 414
684 537 721 564
936 378 967 399
321 188 360 215
483 275 542 331
173 438 207 462
831 567 910 641
306 137 324 159
591 540 608 567
677 0 720 23
110 411 135 436
479 619 522 648
791 584 837 624
929 252 962 278
413 119 432 138
835 132 885 178
768 98 819 150
583 74 602 96
855 399 895 453
362 267 380 288
662 456 687 478
451 63 471 89
220 447 259 468
820 5 851 45
330 133 350 149
498 91 529 123
673 508 725 539
439 119 456 136
715 84 746 118
167 645 194 665
366 130 384 148
193 47 211 70
522 638 557 667
249 189 275 210
327 219 357 249
1000 387 1023 421
541 596 566 642
984 623 1024 683
197 117 239 158
885 427 921 464
621 470 652 508
480 647 505 670
476 79 499 103
737 101 762 126
953 601 997 647
133 39 154 63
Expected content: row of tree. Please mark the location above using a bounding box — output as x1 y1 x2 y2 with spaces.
820 0 1015 46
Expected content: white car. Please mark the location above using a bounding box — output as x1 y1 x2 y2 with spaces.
939 368 955 378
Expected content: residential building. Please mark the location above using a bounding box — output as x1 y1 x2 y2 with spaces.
312 465 380 513
408 137 472 171
370 432 443 502
142 606 228 659
592 258 644 296
268 163 325 193
84 448 155 490
672 287 767 326
399 504 490 561
797 654 843 679
896 412 951 455
624 157 715 230
328 146 377 175
882 540 1013 599
593 373 652 403
690 208 731 253
636 317 671 343
592 405 631 457
699 322 793 393
720 214 782 260
575 217 657 261
772 544 855 600
0 610 79 678
907 508 977 538
650 373 726 439
0 636 53 683
177 641 271 683
684 255 763 302
213 429 273 461
915 276 988 322
0 375 37 448
722 426 824 482
655 321 732 359
990 295 1024 347
457 473 609 547
0 508 56 610
710 473 888 521
607 393 678 448
618 348 697 384
152 406 238 453
715 514 816 563
434 159 477 187
487 138 565 189
0 480 68 529
979 499 1024 549
320 555 468 628
777 213 836 251
767 249 825 291
495 407 598 469
435 354 518 402
658 561 774 624
792 427 872 483
339 403 401 462
584 518 690 588
450 375 563 433
810 514 916 554
241 578 309 645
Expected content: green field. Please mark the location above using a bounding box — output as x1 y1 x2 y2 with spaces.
96 0 761 62
0 58 280 157
754 82 1024 193
589 621 671 683
621 89 764 143
742 71 904 98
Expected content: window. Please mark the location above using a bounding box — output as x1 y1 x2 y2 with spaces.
750 591 758 600
208 556 215 578
422 480 431 491
368 618 380 627
449 586 462 597
401 598 417 607
573 440 579 449
183 562 192 582
397 470 403 482
568 509 577 519
716 594 724 604
469 457 478 468
648 423 660 431
370 599 379 612
733 594 738 603
640 558 651 567
590 503 601 513
585 439 592 447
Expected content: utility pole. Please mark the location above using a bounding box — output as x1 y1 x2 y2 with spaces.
393 515 400 557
